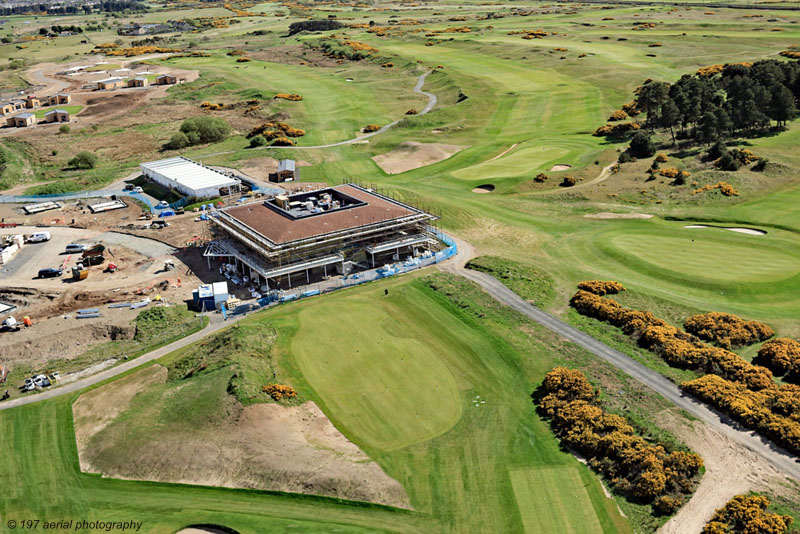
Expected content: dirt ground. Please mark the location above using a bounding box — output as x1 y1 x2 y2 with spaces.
249 45 342 68
232 157 312 183
73 365 412 509
372 141 466 174
656 409 798 534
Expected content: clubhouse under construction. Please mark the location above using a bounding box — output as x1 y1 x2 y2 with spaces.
204 184 443 290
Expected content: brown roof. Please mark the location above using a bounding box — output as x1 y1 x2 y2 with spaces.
224 184 419 244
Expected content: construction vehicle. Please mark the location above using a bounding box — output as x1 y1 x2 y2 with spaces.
106 262 118 273
164 259 175 271
72 265 89 281
80 244 108 267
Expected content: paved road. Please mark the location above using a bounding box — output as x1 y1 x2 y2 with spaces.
195 71 437 159
450 265 800 481
0 316 236 411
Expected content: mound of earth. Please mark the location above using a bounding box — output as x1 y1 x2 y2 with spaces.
73 365 411 509
372 141 465 174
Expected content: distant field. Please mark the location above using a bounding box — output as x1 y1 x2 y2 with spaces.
510 467 603 534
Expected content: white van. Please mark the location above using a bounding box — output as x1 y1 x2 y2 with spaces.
27 232 51 243
65 243 87 254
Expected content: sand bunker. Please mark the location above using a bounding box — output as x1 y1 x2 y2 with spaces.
472 184 495 194
684 224 766 236
550 164 572 171
584 212 654 219
372 141 465 174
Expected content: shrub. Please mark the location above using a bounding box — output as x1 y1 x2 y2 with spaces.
707 141 727 160
165 132 188 150
272 137 294 146
249 135 267 148
608 109 629 121
618 152 633 163
58 124 70 134
629 131 656 158
756 338 800 377
594 122 640 137
559 175 576 187
577 280 625 296
716 152 741 171
534 173 548 183
692 182 739 197
405 108 418 115
179 116 231 145
236 57 251 62
684 312 774 349
702 495 793 534
274 93 302 101
262 383 297 401
655 153 669 163
732 148 759 165
67 151 97 170
539 367 702 505
363 124 381 132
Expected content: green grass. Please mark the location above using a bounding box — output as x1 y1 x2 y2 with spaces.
292 298 462 450
510 467 603 534
33 105 83 119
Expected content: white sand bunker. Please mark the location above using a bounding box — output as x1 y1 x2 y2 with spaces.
550 164 572 171
684 224 767 235
585 212 654 219
373 141 465 174
472 184 495 194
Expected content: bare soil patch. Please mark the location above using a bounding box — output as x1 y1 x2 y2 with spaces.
583 212 654 219
249 45 341 68
656 409 797 534
372 141 465 174
73 374 411 508
233 157 312 183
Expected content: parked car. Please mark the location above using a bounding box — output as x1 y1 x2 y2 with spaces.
23 378 35 391
49 371 60 381
27 231 51 243
150 220 169 229
123 183 135 191
132 186 144 194
65 243 87 254
156 200 170 209
37 268 63 279
33 374 50 388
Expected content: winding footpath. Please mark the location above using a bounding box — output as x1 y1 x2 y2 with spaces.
439 235 800 482
195 71 437 159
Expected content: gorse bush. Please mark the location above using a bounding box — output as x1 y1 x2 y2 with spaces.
684 312 774 349
576 280 625 296
538 367 702 507
756 338 800 379
702 495 792 534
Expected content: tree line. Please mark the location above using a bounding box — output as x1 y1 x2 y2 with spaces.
610 60 800 145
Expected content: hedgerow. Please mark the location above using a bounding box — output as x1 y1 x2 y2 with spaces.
538 367 702 507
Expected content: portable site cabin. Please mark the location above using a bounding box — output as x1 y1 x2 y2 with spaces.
6 113 36 128
97 77 125 90
193 281 229 311
270 159 299 182
128 77 149 88
25 95 39 109
47 93 71 106
155 74 177 85
44 109 70 123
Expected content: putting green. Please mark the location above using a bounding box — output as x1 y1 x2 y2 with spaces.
292 298 462 451
509 467 603 534
607 233 800 283
453 145 570 180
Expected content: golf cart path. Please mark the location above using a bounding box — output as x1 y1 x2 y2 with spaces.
195 71 437 159
438 235 800 484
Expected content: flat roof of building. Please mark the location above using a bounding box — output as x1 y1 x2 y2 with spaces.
223 184 427 245
15 112 34 119
140 157 240 192
97 77 124 83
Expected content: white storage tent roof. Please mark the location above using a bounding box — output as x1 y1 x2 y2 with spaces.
140 157 240 196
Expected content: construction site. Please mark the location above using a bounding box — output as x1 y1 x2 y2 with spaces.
205 184 444 291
